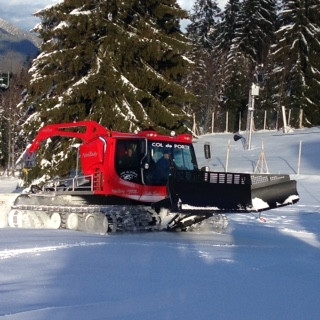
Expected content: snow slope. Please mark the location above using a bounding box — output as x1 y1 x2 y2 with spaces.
0 127 320 320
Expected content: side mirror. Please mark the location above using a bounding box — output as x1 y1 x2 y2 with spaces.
204 143 211 159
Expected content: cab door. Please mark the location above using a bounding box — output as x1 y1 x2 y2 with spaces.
115 138 146 185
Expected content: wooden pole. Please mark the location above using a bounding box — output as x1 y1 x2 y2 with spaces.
282 106 288 133
299 108 303 128
225 111 229 133
226 139 230 172
211 112 214 134
297 140 302 175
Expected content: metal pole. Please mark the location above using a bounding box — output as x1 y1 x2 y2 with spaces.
245 89 252 149
246 83 259 150
76 148 79 177
247 96 255 150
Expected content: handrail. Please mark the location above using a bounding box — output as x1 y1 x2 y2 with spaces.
43 175 94 192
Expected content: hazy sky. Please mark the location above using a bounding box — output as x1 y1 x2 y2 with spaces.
0 0 227 32
0 0 61 31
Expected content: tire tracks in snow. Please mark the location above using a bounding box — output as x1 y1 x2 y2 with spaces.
0 241 107 260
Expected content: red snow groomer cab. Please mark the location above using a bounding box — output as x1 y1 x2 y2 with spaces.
10 121 299 233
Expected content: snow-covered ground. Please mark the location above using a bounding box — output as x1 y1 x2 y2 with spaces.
1 127 320 320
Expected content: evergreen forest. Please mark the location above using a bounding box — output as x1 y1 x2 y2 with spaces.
1 0 319 178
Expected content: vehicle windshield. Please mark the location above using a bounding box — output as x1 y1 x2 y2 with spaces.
148 141 197 170
143 140 198 186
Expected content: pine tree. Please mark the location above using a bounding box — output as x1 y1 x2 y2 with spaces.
271 0 320 126
21 0 195 179
214 0 241 53
235 0 277 65
211 0 277 132
186 0 221 133
25 0 193 134
187 0 221 49
211 0 250 132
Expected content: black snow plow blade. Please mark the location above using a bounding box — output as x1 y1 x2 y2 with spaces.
165 170 299 213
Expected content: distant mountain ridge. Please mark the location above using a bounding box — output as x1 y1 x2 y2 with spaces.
0 18 40 73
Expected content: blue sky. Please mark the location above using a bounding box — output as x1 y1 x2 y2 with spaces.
0 0 227 32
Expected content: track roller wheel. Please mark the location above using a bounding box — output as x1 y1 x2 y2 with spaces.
84 214 96 232
101 216 109 234
8 210 51 228
8 210 24 228
84 214 109 234
50 212 62 229
66 213 79 230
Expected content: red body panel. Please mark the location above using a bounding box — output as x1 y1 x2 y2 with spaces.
25 121 194 204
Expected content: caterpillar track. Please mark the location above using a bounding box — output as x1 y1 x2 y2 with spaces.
8 194 228 234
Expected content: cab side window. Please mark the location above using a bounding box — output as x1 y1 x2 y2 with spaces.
116 141 141 182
